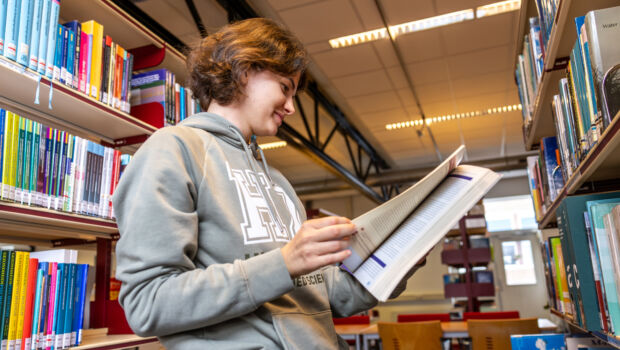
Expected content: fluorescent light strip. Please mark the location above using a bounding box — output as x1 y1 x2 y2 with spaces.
259 141 287 150
329 0 520 49
476 0 521 18
385 104 522 130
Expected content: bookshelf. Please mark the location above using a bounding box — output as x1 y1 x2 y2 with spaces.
516 0 620 347
515 0 619 150
0 0 187 347
551 308 620 349
442 215 494 312
536 110 620 228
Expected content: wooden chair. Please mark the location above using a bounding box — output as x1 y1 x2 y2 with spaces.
398 313 452 322
378 321 445 350
466 318 540 350
463 311 520 320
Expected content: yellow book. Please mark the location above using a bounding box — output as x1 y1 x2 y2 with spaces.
7 251 25 350
1 112 14 199
14 252 29 350
9 113 20 201
82 20 104 100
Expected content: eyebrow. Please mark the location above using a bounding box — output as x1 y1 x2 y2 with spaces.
287 77 296 92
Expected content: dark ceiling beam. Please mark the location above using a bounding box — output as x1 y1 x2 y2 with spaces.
184 0 208 38
113 0 188 53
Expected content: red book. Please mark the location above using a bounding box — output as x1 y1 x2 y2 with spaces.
20 258 39 350
108 150 120 218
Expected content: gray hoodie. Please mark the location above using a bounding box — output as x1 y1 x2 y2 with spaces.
113 113 378 349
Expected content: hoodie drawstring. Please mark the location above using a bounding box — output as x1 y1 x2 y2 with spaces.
230 127 287 235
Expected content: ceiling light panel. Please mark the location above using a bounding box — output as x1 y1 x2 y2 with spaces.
476 0 521 18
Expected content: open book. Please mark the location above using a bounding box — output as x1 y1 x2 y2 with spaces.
341 145 501 301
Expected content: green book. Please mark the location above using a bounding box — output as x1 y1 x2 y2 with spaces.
1 251 16 350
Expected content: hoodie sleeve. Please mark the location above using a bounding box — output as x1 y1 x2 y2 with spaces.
113 128 294 337
322 266 377 317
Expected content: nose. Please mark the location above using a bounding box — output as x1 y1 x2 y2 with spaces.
284 96 295 115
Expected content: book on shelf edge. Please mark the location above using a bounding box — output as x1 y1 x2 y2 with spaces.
340 145 501 301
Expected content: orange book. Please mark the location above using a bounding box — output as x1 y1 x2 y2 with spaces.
20 258 39 350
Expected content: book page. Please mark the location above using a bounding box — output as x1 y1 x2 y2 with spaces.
351 165 501 301
342 145 465 271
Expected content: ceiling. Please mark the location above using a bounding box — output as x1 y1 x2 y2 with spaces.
133 0 529 193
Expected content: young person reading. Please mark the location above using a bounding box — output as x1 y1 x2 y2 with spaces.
113 18 423 349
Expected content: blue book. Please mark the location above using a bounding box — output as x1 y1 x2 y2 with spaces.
43 0 59 78
510 333 566 350
52 23 62 81
540 136 564 203
0 0 8 55
62 20 79 88
52 263 66 350
61 28 73 86
179 83 185 123
3 0 20 60
35 0 49 73
26 0 40 70
72 264 87 346
587 198 620 334
56 24 66 83
15 0 33 66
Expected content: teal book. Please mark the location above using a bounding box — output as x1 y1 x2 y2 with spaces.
20 119 32 205
3 0 20 60
0 0 7 55
26 0 41 70
557 191 620 332
587 198 620 335
43 0 59 78
35 0 49 73
1 251 15 350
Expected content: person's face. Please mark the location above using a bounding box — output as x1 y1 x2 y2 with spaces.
238 69 301 137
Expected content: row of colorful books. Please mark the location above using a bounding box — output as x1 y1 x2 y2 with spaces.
131 68 201 127
0 249 89 350
512 333 616 350
516 16 544 126
531 0 559 56
541 192 620 337
525 137 564 221
0 0 135 114
0 109 131 219
516 6 620 142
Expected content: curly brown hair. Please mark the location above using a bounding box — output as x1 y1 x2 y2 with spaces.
186 18 309 110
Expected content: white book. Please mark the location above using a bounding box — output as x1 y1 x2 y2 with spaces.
30 249 77 263
341 146 501 301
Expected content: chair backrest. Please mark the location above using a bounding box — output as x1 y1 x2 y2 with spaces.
332 315 370 325
398 313 451 323
467 318 540 350
463 311 520 320
378 321 443 350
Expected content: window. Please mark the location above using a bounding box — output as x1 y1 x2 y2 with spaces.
483 195 537 232
501 240 537 285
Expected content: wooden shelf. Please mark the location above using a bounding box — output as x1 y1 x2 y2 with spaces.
0 56 157 150
70 329 157 350
550 308 620 349
441 248 491 266
537 110 620 228
515 0 619 150
0 200 118 244
59 0 188 83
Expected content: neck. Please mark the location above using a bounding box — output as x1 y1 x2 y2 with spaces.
207 102 251 142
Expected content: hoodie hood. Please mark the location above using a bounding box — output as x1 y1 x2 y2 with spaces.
179 112 248 150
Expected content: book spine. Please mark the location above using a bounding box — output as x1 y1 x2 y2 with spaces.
3 0 20 61
73 265 87 346
0 109 5 191
89 21 103 99
100 36 111 105
77 30 87 94
109 150 120 218
120 49 128 112
15 0 33 66
9 112 19 201
14 117 25 203
28 122 39 206
20 257 38 350
51 24 62 82
106 42 115 106
21 120 32 205
54 131 66 210
35 0 49 74
113 45 123 109
34 263 47 350
26 0 41 70
0 0 7 54
0 252 8 348
125 52 133 113
7 252 25 350
63 28 74 87
43 0 59 78
61 264 75 348
43 263 56 350
1 112 12 200
63 135 74 212
71 22 79 89
52 264 66 350
1 251 16 350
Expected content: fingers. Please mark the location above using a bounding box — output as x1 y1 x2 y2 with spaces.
305 216 352 229
313 223 357 241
